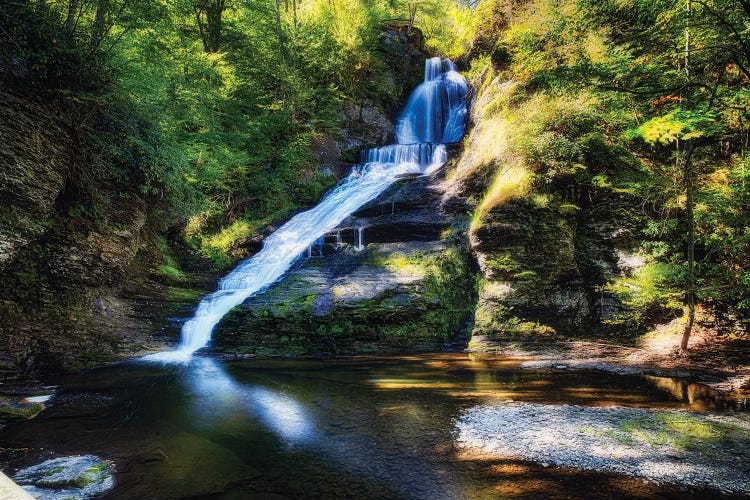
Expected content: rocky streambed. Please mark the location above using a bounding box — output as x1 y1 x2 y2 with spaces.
456 402 750 495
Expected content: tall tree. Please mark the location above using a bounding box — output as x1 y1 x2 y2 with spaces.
626 0 749 349
195 0 226 52
90 0 108 47
64 0 78 33
681 0 696 352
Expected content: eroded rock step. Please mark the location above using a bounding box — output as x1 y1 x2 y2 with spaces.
213 171 477 357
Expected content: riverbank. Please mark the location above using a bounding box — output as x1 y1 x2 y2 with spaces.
469 322 750 401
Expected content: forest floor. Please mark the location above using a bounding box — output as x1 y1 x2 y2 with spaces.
469 317 750 401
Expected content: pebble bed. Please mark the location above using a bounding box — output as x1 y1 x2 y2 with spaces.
455 403 750 495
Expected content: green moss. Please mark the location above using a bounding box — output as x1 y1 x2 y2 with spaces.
157 264 186 281
473 299 557 339
613 412 749 452
155 236 187 281
45 466 65 476
78 463 109 487
165 287 203 303
0 398 45 420
364 251 432 277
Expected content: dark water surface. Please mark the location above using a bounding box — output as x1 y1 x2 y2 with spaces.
0 353 743 499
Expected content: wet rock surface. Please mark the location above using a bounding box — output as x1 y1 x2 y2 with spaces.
456 402 750 495
0 92 68 272
213 170 477 356
0 90 191 377
13 455 114 499
337 100 396 158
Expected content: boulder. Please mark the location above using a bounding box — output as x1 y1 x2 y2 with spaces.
14 455 114 500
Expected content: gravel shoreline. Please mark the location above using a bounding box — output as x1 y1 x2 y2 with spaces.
455 403 750 495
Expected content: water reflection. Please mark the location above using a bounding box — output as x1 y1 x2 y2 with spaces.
178 357 457 497
3 353 745 499
183 357 314 444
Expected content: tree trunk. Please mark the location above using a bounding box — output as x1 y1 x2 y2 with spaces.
681 140 695 352
90 0 106 47
206 0 223 52
195 7 209 52
195 1 224 53
65 0 78 33
275 0 285 55
680 0 694 353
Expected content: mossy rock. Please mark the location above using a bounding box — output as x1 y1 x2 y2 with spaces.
14 455 114 499
0 396 46 420
213 241 477 355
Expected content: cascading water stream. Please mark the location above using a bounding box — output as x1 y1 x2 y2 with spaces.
146 57 468 363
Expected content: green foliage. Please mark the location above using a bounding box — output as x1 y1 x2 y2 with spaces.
694 156 750 322
634 109 720 145
3 0 476 273
464 0 750 333
605 263 684 327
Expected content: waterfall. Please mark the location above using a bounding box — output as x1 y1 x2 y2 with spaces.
356 227 364 251
146 57 468 363
396 58 468 145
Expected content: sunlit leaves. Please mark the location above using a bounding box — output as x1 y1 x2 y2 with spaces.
634 109 719 145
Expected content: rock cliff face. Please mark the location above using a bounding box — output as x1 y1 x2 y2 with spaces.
0 91 172 377
213 169 477 356
0 92 68 271
445 70 647 343
467 197 639 339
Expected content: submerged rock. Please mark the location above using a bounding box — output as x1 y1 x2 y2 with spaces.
14 455 114 500
0 396 46 421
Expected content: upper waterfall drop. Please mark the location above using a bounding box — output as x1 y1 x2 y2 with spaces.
396 57 468 145
145 57 468 363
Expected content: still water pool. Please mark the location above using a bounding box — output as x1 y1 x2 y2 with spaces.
0 353 742 499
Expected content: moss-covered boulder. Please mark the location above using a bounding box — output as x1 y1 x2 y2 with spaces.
14 455 114 499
